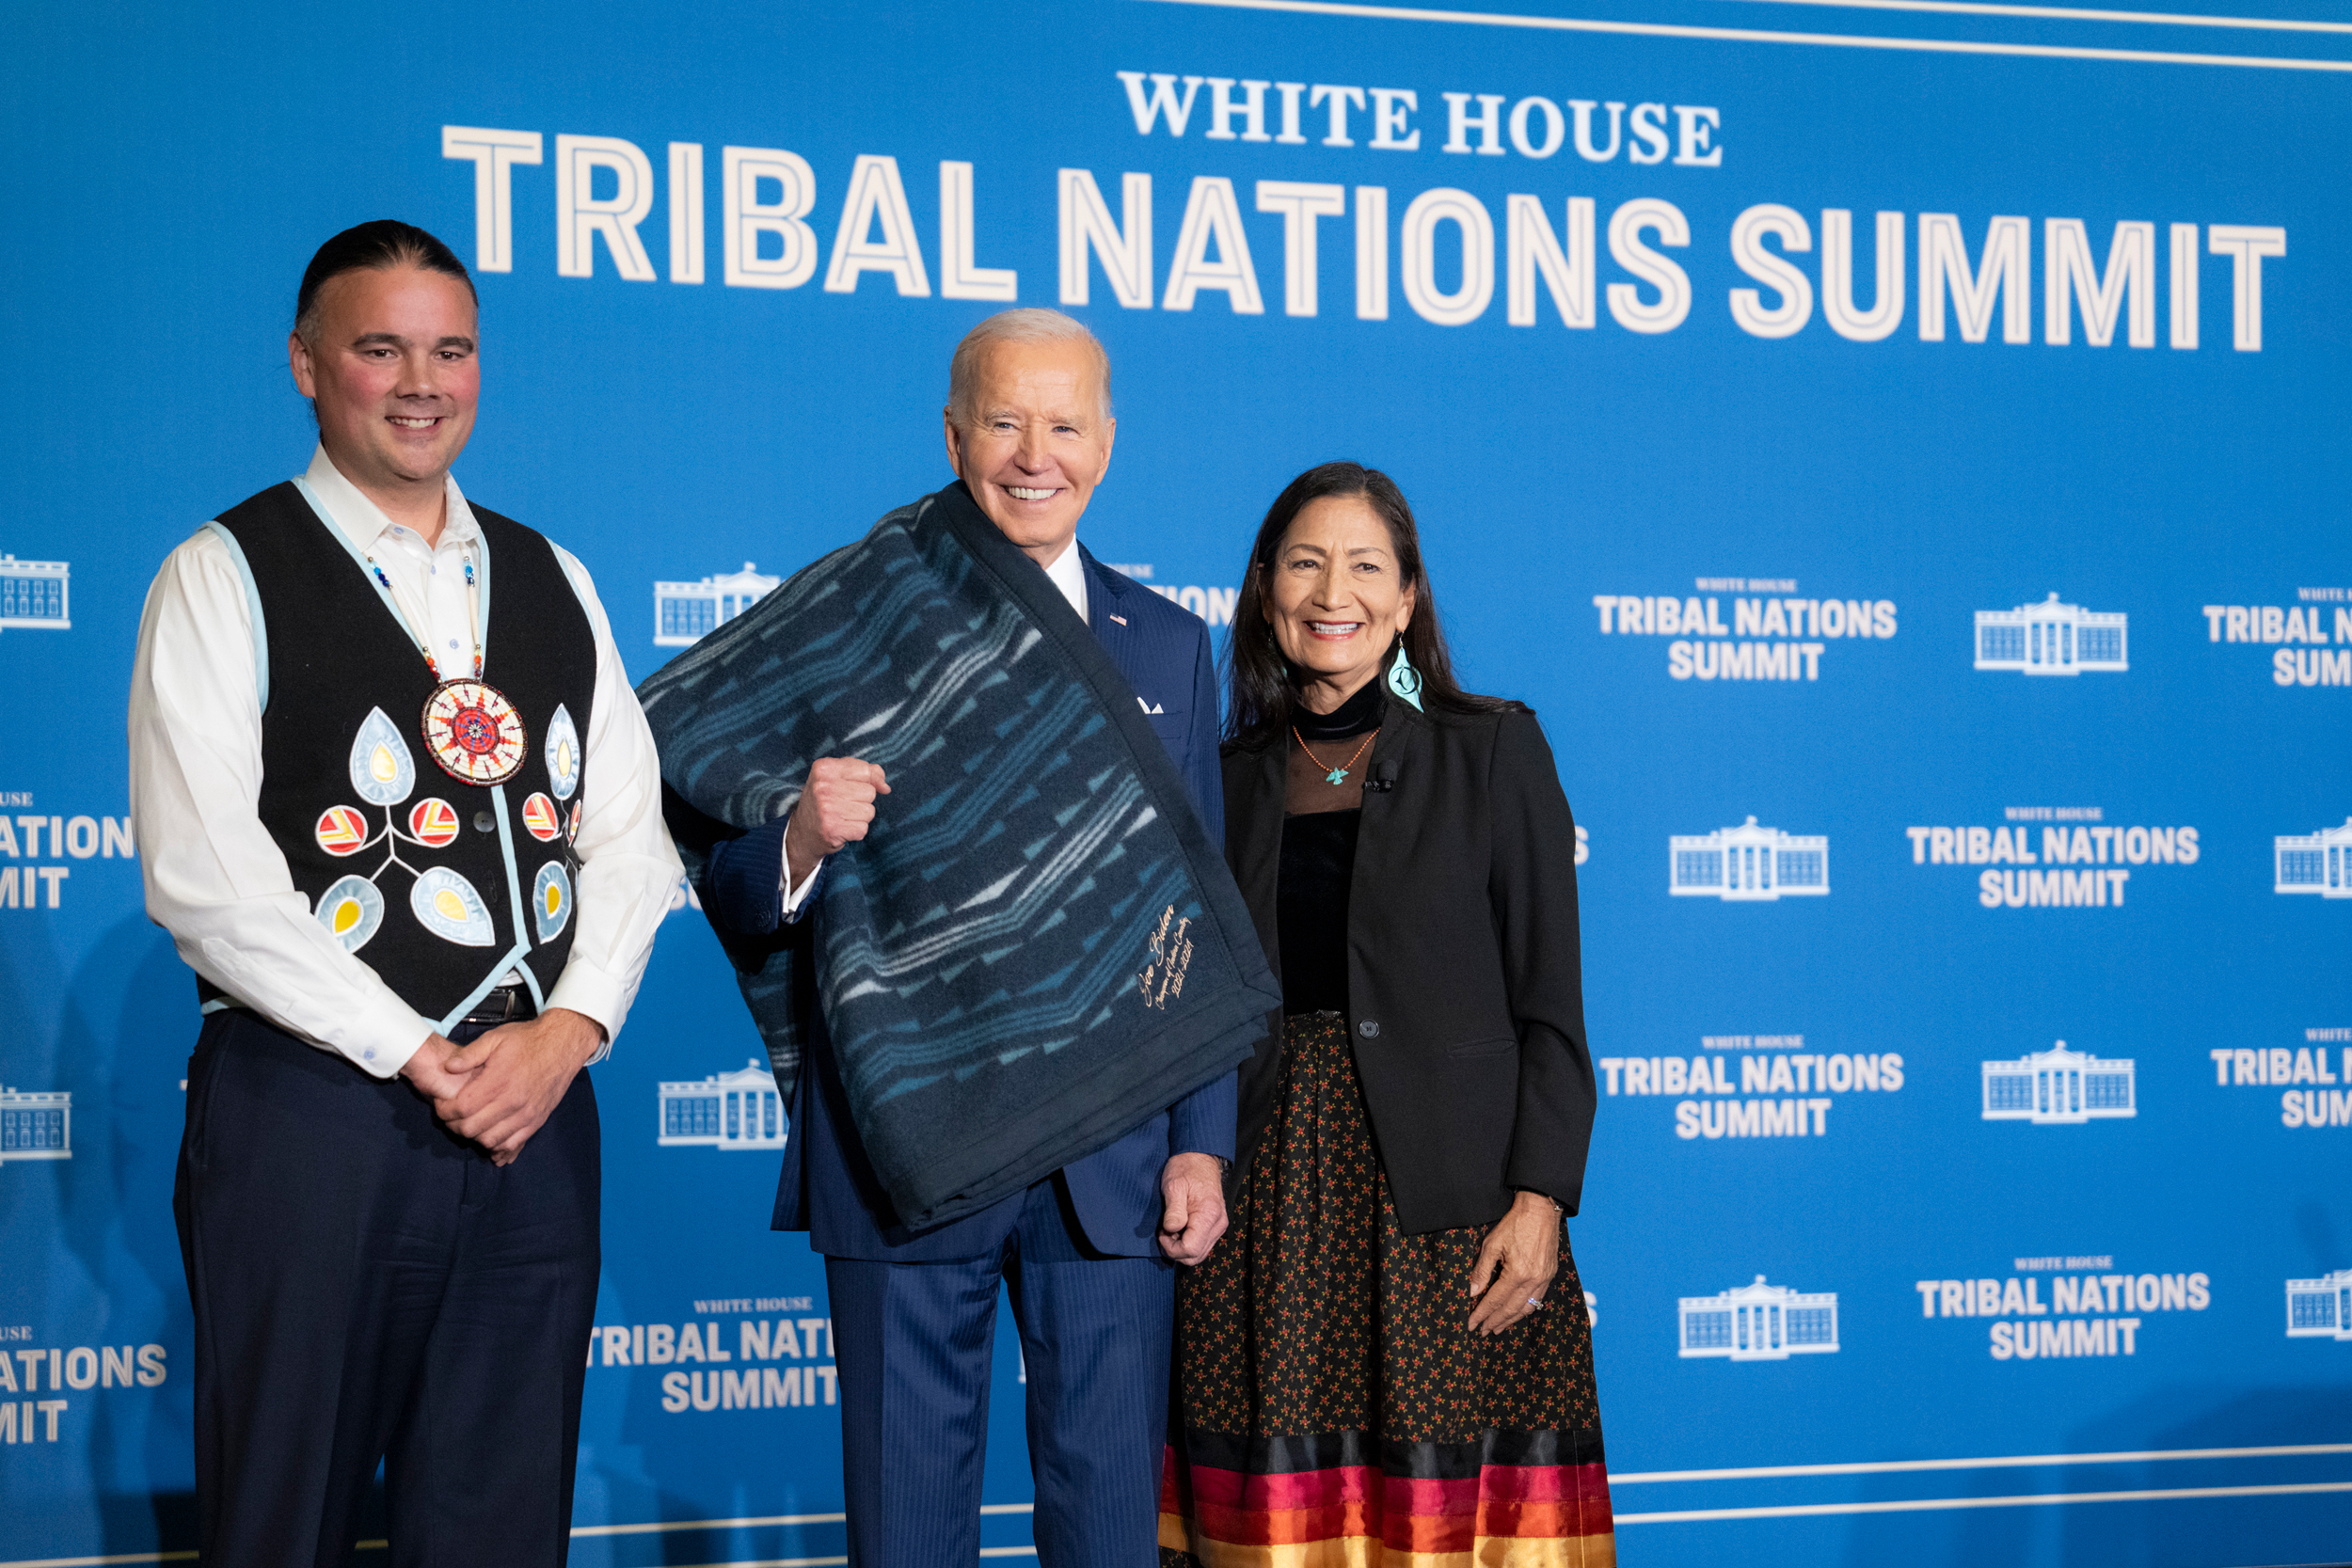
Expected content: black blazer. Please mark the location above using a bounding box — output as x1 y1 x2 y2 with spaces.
1223 700 1597 1235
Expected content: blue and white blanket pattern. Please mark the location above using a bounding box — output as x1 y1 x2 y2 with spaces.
639 483 1276 1230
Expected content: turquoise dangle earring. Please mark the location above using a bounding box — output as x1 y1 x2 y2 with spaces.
1386 635 1424 710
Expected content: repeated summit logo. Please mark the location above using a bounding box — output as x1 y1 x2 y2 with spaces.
1590 578 1899 683
1677 1275 1840 1361
2208 1027 2349 1129
2200 589 2351 689
2274 818 2352 898
1599 1033 1905 1143
657 1060 788 1150
653 563 783 647
1101 563 1242 627
0 800 134 912
1915 1256 2208 1360
1981 1040 2137 1125
0 555 70 633
1973 593 2127 674
0 1333 168 1446
2285 1271 2352 1341
0 1085 71 1162
1905 806 2197 909
590 1297 836 1415
1669 816 1827 899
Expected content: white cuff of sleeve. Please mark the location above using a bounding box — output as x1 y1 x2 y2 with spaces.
196 936 433 1080
547 963 628 1062
779 840 824 919
347 1007 437 1079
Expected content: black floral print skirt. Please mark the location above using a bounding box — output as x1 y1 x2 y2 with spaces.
1159 1012 1615 1566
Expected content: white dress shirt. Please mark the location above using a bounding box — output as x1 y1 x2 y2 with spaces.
1041 535 1089 624
778 534 1089 908
128 446 684 1078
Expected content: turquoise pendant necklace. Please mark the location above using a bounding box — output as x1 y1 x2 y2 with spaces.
1295 727 1376 786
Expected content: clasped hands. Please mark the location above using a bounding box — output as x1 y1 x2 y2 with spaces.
399 1006 603 1165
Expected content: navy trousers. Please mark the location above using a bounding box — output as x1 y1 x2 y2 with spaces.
174 1008 600 1568
826 1180 1175 1567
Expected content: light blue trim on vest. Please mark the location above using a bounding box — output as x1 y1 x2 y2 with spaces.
285 474 534 1035
435 943 538 1036
513 956 548 1014
473 510 493 657
200 520 269 713
431 783 538 1035
291 474 429 651
520 545 596 1025
289 474 495 662
496 783 548 1012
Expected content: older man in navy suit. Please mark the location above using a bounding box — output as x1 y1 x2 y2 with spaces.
697 309 1233 1567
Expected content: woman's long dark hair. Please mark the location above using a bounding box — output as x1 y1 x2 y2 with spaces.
1224 462 1518 747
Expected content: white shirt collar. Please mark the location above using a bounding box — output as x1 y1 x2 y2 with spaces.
1041 537 1089 623
303 444 479 554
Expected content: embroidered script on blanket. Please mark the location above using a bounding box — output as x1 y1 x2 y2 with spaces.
1138 905 1193 1010
639 483 1278 1230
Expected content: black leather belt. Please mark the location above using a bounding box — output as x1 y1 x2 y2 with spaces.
458 985 536 1027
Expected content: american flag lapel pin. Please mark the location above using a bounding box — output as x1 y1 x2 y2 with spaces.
1109 613 1127 625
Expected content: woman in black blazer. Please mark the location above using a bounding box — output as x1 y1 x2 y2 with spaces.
1160 464 1613 1566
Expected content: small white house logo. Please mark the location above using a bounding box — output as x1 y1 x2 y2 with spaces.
653 563 782 648
0 556 71 633
2275 819 2352 898
1678 1275 1839 1360
657 1060 787 1149
1982 1041 2136 1123
1669 817 1828 900
2286 1270 2352 1340
0 1086 71 1161
1975 594 2127 674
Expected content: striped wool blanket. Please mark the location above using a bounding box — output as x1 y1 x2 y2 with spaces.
639 482 1277 1231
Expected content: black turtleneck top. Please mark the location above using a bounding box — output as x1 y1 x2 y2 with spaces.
1276 679 1385 1014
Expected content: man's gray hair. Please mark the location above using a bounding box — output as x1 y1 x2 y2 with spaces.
945 309 1113 432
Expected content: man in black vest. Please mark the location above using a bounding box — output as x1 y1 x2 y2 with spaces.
128 221 682 1566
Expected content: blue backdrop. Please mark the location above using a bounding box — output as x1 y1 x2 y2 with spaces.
3 1 2348 1564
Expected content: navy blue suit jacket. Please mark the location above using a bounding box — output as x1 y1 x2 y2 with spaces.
701 546 1236 1260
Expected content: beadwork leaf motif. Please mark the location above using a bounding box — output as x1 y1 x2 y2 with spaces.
545 704 581 801
314 804 370 856
408 798 461 847
521 792 562 842
314 874 385 952
348 706 417 806
410 866 496 946
532 861 573 943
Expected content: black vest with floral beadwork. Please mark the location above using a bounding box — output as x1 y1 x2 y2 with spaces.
201 480 596 1029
